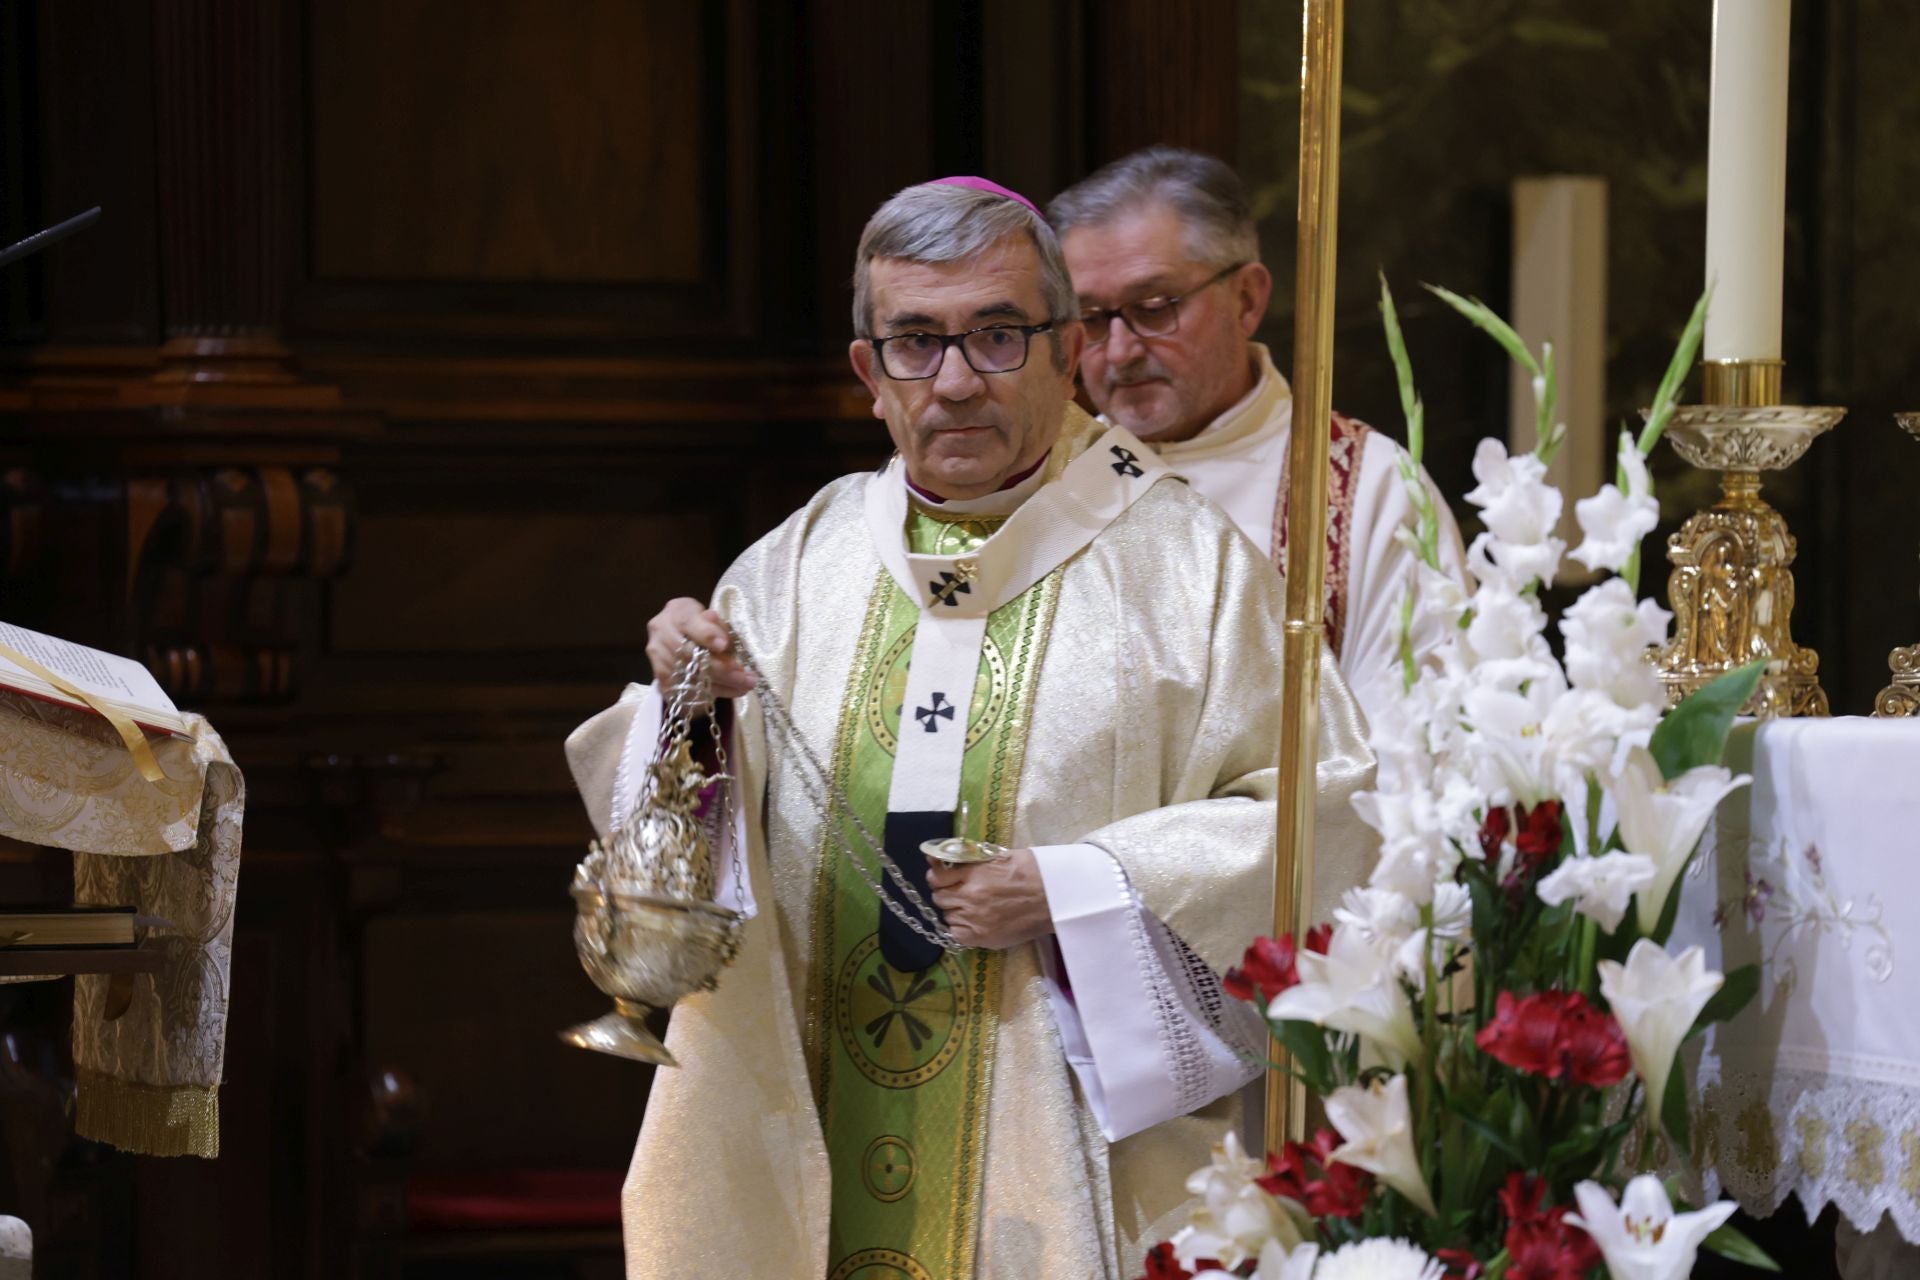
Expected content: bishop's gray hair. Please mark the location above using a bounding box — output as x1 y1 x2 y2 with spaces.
852 182 1078 359
1047 146 1260 270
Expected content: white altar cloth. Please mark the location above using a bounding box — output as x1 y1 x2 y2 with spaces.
1672 716 1920 1243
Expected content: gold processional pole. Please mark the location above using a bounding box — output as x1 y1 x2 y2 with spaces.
1267 0 1346 1154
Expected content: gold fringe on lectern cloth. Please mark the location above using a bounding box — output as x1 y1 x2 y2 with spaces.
75 1068 221 1158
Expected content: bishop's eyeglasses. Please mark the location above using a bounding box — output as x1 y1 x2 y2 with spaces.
867 322 1057 381
1078 262 1248 345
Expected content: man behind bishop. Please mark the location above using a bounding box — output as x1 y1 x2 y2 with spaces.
567 178 1373 1279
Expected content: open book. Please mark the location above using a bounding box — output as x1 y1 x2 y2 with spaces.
0 621 189 739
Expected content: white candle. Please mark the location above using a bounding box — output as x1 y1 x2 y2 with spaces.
1704 0 1792 361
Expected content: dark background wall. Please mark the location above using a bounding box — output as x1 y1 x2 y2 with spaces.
0 1 1908 1275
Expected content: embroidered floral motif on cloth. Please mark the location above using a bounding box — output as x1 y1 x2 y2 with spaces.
1671 717 1920 1244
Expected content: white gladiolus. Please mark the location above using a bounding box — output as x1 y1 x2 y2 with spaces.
1353 789 1461 905
1567 1176 1738 1280
1571 431 1661 574
1560 576 1671 710
1597 940 1723 1113
1537 851 1659 933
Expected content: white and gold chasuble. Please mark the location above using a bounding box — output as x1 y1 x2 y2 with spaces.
567 407 1376 1279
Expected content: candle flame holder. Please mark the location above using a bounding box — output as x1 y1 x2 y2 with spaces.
1655 362 1844 718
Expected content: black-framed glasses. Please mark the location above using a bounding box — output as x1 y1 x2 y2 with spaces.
866 321 1057 380
1079 262 1248 346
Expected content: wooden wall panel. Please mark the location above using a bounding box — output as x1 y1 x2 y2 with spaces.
310 0 706 285
362 911 648 1170
296 0 753 345
331 510 716 653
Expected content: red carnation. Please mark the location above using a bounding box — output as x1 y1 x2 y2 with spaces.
1506 1217 1603 1280
1498 1172 1552 1228
1558 999 1632 1088
1259 1128 1372 1219
1514 800 1563 863
1477 990 1632 1088
1139 1241 1199 1280
1483 802 1564 894
1500 1172 1602 1279
1222 927 1331 1006
1476 991 1576 1078
1435 1247 1486 1280
1479 806 1511 862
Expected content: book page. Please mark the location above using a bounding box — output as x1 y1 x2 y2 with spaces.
0 621 179 717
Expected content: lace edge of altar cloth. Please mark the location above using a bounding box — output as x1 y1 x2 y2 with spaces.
1668 1059 1920 1243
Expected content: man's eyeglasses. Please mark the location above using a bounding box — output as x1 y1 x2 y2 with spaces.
1079 262 1248 346
867 322 1056 381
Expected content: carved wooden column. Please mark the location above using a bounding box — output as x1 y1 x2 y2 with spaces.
147 0 331 404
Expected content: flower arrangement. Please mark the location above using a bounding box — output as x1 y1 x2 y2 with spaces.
1146 283 1778 1280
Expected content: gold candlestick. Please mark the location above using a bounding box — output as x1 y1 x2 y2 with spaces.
1874 414 1920 716
1655 358 1844 718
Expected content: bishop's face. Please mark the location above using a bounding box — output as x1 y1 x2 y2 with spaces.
1061 201 1270 443
850 235 1084 501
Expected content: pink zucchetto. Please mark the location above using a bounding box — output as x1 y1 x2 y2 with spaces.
927 175 1044 219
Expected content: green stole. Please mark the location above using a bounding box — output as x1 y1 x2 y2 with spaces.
807 505 1060 1280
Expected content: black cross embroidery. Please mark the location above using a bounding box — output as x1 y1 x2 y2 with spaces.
928 571 973 607
864 968 940 1051
914 692 956 733
1110 445 1144 478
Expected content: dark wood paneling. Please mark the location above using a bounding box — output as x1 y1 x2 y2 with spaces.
334 510 718 653
311 0 706 285
361 911 649 1170
1087 0 1239 163
296 0 757 347
2 0 161 347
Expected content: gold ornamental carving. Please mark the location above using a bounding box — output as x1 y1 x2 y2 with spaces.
1657 402 1844 718
1874 414 1920 716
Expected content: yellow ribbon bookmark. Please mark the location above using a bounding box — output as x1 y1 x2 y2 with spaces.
0 641 167 785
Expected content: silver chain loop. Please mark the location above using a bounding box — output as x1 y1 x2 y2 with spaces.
689 627 962 953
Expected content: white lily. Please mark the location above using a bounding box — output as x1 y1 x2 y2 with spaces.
1612 747 1750 932
1313 1237 1445 1280
1268 928 1424 1069
1597 940 1722 1113
1571 431 1660 574
1537 850 1658 933
1567 1175 1738 1280
1172 1131 1306 1271
1324 1074 1438 1217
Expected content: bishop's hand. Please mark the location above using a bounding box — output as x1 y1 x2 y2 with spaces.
926 848 1053 951
645 597 757 699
